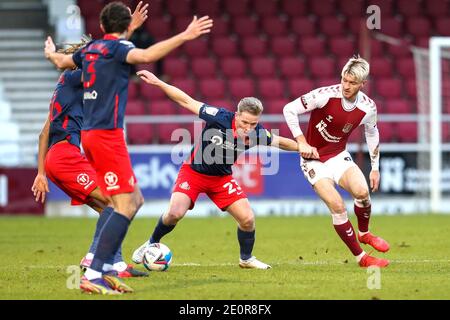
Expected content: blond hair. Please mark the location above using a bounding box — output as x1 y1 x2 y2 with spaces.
57 34 92 55
341 55 370 83
237 97 264 115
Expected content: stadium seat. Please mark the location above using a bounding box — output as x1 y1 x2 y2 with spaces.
77 0 103 18
229 78 256 99
174 16 195 33
279 57 306 78
376 122 395 142
397 0 422 17
194 0 221 16
376 79 403 99
387 43 412 58
396 122 418 142
242 36 268 57
397 58 416 78
171 79 197 97
329 37 357 58
163 58 189 79
209 16 231 37
144 17 172 38
370 0 394 17
270 36 297 57
261 17 288 37
209 99 231 109
199 79 226 99
406 79 417 99
315 78 340 88
310 0 336 16
405 17 432 38
183 39 209 57
224 0 250 16
425 0 449 17
253 0 279 16
370 58 394 78
338 0 365 17
287 79 315 98
232 16 259 37
384 99 412 114
128 81 139 100
148 100 178 115
380 18 403 37
257 79 285 100
126 100 146 115
140 82 166 100
85 18 102 39
309 57 335 77
126 123 154 145
291 17 317 36
299 37 326 56
319 17 346 37
166 0 191 16
192 58 217 78
211 36 238 57
249 57 276 77
263 98 290 114
158 124 183 144
220 58 247 78
369 39 384 57
280 0 307 17
435 18 450 36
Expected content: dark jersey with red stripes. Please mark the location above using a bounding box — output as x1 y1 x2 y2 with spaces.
48 69 83 149
188 104 273 176
72 35 135 130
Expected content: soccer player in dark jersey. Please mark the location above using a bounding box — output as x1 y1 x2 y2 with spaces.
132 70 299 269
44 2 212 294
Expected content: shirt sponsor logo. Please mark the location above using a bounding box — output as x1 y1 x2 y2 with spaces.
84 90 98 100
342 123 353 133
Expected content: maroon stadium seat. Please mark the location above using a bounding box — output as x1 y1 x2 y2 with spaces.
229 78 256 99
232 16 259 37
174 16 195 34
220 58 247 78
263 98 290 114
208 16 230 37
192 58 217 78
126 100 146 115
280 0 307 17
376 79 403 99
291 17 317 36
397 0 422 17
279 57 306 78
287 79 315 98
257 79 285 100
144 17 172 38
194 0 221 16
163 58 189 79
224 0 250 16
310 0 336 16
211 36 238 57
370 39 385 57
148 100 178 115
406 79 417 99
384 99 412 114
397 58 416 78
396 122 418 142
426 0 449 17
127 124 154 145
315 78 340 88
370 58 394 78
140 82 166 100
380 18 403 37
77 0 103 18
242 36 268 57
209 99 231 109
171 79 197 97
166 0 191 16
376 122 395 142
338 0 365 17
85 19 102 39
329 37 357 57
320 17 346 37
158 124 183 144
128 81 139 100
253 0 279 16
405 17 432 38
310 57 335 77
261 16 288 37
370 0 394 17
387 43 412 57
183 39 209 57
435 18 450 36
199 79 226 99
270 36 297 57
249 57 276 77
299 37 326 56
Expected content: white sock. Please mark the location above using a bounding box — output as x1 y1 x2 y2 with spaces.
86 252 94 260
355 251 366 262
113 261 128 272
102 263 113 272
331 212 348 225
84 268 102 280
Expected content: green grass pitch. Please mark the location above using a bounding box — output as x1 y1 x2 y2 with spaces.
1 214 449 300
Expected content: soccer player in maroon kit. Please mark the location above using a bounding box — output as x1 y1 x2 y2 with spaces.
44 1 213 294
283 56 390 268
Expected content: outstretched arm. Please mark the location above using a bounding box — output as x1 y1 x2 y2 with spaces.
137 70 203 115
127 1 149 39
126 15 213 64
270 134 298 151
31 116 51 203
44 36 76 69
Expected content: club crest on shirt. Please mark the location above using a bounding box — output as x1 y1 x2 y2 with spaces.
308 169 316 179
342 123 353 133
104 172 119 190
204 106 219 116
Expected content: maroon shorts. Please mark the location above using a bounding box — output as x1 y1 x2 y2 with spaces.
173 164 247 211
45 141 98 205
81 128 136 196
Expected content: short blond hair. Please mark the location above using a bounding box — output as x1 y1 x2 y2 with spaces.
341 55 370 83
237 97 263 115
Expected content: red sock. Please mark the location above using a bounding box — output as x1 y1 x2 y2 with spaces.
333 219 363 256
354 204 371 233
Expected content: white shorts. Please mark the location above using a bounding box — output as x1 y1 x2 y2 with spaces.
300 150 358 185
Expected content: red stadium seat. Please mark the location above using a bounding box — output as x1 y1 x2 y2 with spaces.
397 0 422 17
199 79 226 99
158 124 183 144
249 57 276 77
77 0 103 18
209 99 231 109
224 0 250 16
211 36 238 57
405 17 432 38
144 17 172 38
183 39 209 57
220 58 247 78
166 0 191 16
309 57 335 77
163 58 189 79
320 17 346 37
279 57 306 78
380 18 403 37
370 0 394 17
85 19 102 39
370 58 394 78
426 0 449 17
232 16 259 37
384 99 412 114
128 81 139 100
338 0 365 17
329 37 357 57
376 122 395 142
261 17 288 37
257 79 285 99
171 79 197 97
126 124 154 145
263 99 290 114
229 78 256 99
281 0 307 17
435 18 450 36
396 122 418 142
140 82 166 100
126 100 146 115
148 100 178 115
253 0 279 16
242 36 268 57
192 58 217 78
174 16 195 34
291 17 317 36
209 16 230 37
387 43 412 57
369 39 384 57
406 79 417 99
376 79 403 99
397 58 416 78
194 0 221 16
287 79 315 98
315 78 340 88
270 36 297 57
299 37 326 56
310 0 336 16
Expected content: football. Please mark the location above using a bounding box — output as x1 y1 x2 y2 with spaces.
142 243 173 271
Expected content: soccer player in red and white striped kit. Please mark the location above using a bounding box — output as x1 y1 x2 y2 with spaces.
283 56 390 268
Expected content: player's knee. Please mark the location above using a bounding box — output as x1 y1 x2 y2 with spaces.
353 188 369 202
166 206 186 224
135 195 144 211
329 200 346 214
239 214 255 231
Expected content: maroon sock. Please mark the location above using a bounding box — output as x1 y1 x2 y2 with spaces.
333 220 363 256
354 204 371 233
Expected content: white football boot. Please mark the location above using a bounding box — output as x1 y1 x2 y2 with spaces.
239 256 272 269
131 241 150 264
